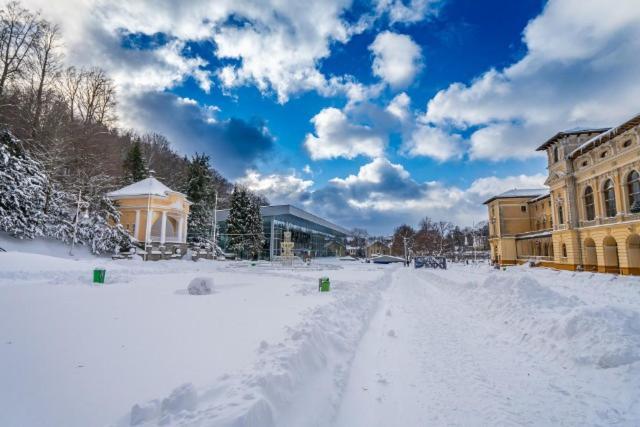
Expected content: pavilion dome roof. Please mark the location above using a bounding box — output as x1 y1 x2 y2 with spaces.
107 177 185 199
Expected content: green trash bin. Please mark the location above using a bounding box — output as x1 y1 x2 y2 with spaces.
93 268 106 284
318 277 330 292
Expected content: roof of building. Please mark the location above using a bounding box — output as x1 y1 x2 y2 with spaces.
569 112 640 159
482 188 549 205
216 204 349 235
535 127 610 151
527 192 551 203
106 177 188 199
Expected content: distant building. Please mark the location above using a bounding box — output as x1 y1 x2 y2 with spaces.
485 113 640 275
107 177 191 249
215 204 348 259
366 240 390 258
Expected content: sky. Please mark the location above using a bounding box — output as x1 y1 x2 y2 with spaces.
20 0 640 234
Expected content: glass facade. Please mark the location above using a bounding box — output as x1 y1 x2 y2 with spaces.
216 205 348 260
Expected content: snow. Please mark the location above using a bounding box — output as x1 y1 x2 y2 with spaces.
106 177 182 198
1 240 639 426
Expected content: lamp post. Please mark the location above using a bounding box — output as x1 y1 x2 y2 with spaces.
69 190 89 256
211 189 218 257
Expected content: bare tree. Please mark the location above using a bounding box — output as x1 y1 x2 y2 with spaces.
59 66 82 121
0 1 41 98
29 21 61 138
77 67 116 126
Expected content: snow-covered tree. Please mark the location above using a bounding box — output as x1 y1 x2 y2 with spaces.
0 129 131 253
0 130 48 238
185 153 216 244
226 186 265 259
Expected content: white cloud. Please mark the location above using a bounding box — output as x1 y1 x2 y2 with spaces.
237 170 313 205
305 157 547 233
375 0 441 25
370 31 422 88
386 92 411 122
422 0 640 161
402 123 464 161
304 107 387 160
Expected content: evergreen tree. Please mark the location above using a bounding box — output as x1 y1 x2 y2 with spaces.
247 194 265 259
185 153 215 244
226 186 265 259
226 185 252 257
122 139 147 184
0 130 48 238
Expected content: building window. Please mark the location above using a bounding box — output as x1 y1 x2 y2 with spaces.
600 151 608 159
623 139 632 148
604 179 617 217
562 243 567 258
558 205 564 225
521 206 526 213
584 186 595 221
581 160 588 167
628 170 640 211
542 217 547 229
553 146 559 163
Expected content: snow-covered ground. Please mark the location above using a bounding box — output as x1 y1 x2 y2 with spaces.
1 240 639 426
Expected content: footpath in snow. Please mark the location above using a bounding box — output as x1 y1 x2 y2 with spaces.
337 264 640 426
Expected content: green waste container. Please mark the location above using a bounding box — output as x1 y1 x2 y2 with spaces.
93 268 106 284
318 277 330 292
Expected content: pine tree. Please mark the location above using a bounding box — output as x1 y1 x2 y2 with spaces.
185 153 215 244
227 186 265 259
0 130 49 238
122 139 147 184
247 194 265 259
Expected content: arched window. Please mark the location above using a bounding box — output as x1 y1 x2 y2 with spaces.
553 146 559 163
604 179 617 217
558 205 564 224
562 243 567 258
628 171 640 212
542 217 547 229
584 186 595 221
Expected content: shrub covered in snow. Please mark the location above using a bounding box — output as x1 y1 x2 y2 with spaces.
188 277 214 295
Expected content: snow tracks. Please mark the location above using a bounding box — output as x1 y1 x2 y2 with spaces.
121 266 394 427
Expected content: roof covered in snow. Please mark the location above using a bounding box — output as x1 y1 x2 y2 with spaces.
569 112 640 159
106 177 187 199
535 127 610 152
483 188 549 205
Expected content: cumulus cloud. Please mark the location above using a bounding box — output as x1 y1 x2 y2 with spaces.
422 0 640 161
375 0 442 25
299 157 547 234
402 123 464 161
237 170 314 205
120 92 274 178
304 107 387 160
370 31 422 88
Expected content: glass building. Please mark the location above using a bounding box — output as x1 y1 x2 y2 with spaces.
215 205 349 259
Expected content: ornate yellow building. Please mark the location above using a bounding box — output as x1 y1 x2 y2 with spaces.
107 177 191 250
486 113 640 275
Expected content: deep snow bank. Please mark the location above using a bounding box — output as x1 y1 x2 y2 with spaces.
123 268 394 426
424 269 640 369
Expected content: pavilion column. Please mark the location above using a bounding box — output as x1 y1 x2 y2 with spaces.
177 215 183 243
160 211 167 244
134 210 141 240
182 216 188 243
145 209 153 243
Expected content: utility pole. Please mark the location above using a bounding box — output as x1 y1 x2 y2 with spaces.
211 189 218 257
403 236 408 267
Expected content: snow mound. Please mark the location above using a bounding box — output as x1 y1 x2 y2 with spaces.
130 383 197 425
188 277 214 295
456 273 640 369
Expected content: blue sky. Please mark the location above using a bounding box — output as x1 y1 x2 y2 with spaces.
25 0 640 234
